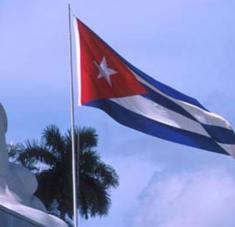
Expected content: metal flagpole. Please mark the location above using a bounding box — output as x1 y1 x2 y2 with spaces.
68 4 78 227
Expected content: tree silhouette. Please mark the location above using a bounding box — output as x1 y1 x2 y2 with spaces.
13 125 119 222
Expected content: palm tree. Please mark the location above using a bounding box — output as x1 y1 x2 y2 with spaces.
15 125 119 222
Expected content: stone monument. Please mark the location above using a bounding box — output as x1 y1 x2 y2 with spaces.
0 103 68 226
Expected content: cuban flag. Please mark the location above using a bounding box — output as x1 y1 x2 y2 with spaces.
74 18 235 157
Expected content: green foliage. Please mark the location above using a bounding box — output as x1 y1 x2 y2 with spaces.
11 125 119 221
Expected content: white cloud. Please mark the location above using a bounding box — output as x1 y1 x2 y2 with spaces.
80 153 163 227
130 167 235 227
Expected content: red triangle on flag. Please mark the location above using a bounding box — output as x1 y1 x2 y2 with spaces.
75 19 146 105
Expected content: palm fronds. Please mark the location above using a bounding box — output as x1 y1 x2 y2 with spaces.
14 125 119 222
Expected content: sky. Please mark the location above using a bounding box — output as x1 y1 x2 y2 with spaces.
1 0 235 226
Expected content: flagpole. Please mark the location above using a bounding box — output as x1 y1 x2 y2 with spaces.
68 4 78 227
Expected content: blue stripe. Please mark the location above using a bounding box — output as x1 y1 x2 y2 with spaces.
142 85 197 121
142 86 235 144
202 125 235 144
126 62 208 111
87 100 228 155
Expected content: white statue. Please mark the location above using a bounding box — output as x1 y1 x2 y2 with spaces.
0 103 68 226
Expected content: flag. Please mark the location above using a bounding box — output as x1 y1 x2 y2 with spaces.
74 18 235 157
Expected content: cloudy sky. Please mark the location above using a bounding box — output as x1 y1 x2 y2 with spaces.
1 0 235 226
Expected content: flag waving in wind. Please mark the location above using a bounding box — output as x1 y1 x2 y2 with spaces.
74 18 235 157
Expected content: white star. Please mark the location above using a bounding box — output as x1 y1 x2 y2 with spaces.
94 56 117 86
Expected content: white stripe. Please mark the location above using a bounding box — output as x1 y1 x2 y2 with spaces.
134 73 232 130
110 95 211 137
73 18 82 106
217 143 235 157
177 102 231 129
